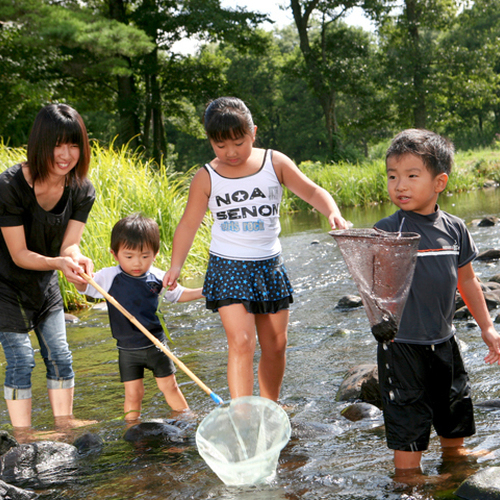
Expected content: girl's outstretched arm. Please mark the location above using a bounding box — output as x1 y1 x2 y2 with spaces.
178 287 204 302
163 168 210 289
273 150 347 230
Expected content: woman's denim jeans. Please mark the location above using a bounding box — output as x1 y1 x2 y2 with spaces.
0 309 75 400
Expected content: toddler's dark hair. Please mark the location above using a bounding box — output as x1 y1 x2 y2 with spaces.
111 213 160 254
386 129 454 176
204 97 254 143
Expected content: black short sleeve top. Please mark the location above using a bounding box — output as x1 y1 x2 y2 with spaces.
0 164 95 332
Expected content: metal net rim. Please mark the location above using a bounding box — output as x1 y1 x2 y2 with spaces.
329 228 421 243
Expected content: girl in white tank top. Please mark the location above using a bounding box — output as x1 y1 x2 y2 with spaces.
163 97 347 402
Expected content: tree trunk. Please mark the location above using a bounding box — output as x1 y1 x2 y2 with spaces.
116 73 142 150
107 0 143 148
405 0 426 128
290 0 339 157
143 48 167 165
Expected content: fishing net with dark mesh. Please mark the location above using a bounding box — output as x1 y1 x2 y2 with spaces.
330 228 421 342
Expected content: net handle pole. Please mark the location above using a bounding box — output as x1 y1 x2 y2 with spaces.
80 272 224 404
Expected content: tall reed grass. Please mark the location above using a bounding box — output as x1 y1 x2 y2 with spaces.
0 142 211 309
1 141 499 309
282 150 500 211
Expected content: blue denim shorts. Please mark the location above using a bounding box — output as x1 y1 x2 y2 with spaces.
0 309 75 400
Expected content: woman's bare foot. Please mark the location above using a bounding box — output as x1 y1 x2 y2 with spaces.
54 415 98 430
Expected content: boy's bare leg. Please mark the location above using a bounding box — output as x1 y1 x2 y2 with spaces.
155 374 189 412
123 379 145 421
394 450 423 471
440 436 467 458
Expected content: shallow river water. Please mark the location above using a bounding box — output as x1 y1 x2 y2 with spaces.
2 189 500 499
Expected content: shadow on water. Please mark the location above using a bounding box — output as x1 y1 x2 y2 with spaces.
0 189 500 498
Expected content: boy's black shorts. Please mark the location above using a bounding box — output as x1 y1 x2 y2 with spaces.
118 344 176 383
377 336 475 452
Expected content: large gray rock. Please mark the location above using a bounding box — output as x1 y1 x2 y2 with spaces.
336 364 381 408
455 282 500 319
341 402 383 422
476 249 500 261
486 281 500 290
0 432 103 495
0 480 37 499
475 399 500 409
73 432 104 456
123 419 195 445
477 217 498 227
0 431 18 456
455 306 472 319
337 295 363 309
456 466 500 499
0 441 79 488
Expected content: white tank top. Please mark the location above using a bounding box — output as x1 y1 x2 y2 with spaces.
205 149 282 260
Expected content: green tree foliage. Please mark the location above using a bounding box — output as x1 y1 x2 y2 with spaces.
287 0 392 160
0 0 267 163
172 27 338 166
102 0 268 163
2 0 500 165
0 0 72 142
0 0 154 144
377 0 457 129
437 0 500 148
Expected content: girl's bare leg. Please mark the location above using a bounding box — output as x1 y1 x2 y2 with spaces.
218 304 257 398
255 310 289 401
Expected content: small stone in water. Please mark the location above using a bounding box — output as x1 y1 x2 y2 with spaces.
371 315 398 342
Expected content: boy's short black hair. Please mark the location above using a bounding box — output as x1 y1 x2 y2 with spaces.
111 213 160 254
386 129 454 177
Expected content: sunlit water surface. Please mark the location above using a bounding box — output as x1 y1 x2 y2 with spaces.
1 189 500 499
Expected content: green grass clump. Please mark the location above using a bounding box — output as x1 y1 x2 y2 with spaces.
282 149 500 211
0 142 211 310
1 140 499 309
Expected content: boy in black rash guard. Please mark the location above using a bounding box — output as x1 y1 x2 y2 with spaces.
77 213 202 421
374 129 500 476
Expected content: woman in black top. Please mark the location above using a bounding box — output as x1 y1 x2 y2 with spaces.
0 104 95 429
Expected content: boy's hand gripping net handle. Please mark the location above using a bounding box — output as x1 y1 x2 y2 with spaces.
80 272 224 405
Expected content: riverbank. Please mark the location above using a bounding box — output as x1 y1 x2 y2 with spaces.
281 148 500 211
1 142 499 308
